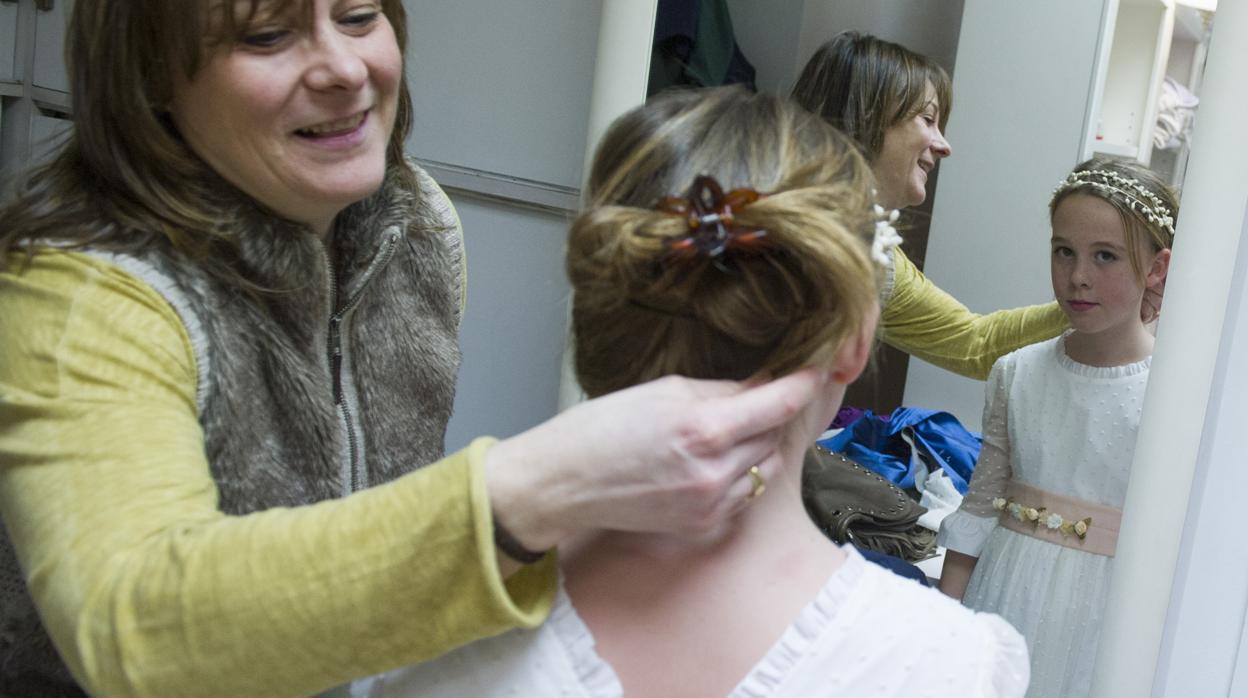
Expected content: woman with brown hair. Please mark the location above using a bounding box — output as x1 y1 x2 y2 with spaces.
355 86 1029 698
792 31 1069 379
0 2 826 695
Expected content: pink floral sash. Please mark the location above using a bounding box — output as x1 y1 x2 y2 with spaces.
994 481 1121 557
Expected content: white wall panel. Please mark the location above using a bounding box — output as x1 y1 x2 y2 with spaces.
902 0 1108 429
405 1 601 190
443 195 571 451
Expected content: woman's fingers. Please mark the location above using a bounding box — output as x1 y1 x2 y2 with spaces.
484 368 825 549
662 418 793 535
674 366 827 457
715 443 788 522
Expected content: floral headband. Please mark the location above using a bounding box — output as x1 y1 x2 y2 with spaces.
648 175 902 268
1051 169 1176 237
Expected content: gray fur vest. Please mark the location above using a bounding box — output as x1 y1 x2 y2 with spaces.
0 162 464 691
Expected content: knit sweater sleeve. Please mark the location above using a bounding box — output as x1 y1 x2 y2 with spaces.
880 248 1068 380
0 251 556 697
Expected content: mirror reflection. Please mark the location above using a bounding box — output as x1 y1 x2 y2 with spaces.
643 1 1214 696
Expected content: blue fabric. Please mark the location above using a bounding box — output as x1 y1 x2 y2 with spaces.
817 407 981 494
857 547 929 586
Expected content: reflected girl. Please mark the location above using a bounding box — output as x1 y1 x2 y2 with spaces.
937 158 1175 698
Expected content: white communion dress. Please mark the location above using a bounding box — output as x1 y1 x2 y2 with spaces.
350 547 1028 697
938 334 1150 698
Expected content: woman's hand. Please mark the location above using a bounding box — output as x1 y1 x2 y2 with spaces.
485 367 829 556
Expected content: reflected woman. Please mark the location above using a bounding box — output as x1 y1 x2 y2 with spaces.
792 31 1069 379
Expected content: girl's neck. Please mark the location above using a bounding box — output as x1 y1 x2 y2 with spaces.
557 435 845 696
559 436 832 566
1063 323 1154 367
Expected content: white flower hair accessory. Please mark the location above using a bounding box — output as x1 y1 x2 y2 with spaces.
871 203 903 266
1051 169 1175 237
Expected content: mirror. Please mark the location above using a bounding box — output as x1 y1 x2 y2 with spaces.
643 1 1218 695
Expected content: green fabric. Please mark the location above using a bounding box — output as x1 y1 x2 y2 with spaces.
648 0 740 93
685 0 737 87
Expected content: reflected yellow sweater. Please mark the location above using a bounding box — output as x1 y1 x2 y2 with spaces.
0 252 555 697
882 249 1068 380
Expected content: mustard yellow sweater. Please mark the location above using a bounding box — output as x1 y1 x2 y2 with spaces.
883 249 1068 380
0 252 555 697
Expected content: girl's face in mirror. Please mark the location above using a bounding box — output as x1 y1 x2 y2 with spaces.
1050 194 1166 344
170 0 401 237
872 84 952 210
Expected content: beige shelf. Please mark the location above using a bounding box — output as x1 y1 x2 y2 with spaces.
1092 140 1140 158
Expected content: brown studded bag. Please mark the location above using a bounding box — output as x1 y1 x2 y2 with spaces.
801 446 937 562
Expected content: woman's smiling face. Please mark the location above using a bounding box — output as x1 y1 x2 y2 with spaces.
871 83 952 210
170 0 401 237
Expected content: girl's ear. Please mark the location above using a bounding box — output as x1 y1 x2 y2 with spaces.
1146 248 1172 288
830 307 879 385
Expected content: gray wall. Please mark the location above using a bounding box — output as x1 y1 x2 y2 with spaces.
902 0 1109 429
796 0 964 76
405 2 601 188
726 0 808 95
443 196 572 452
405 1 601 450
0 0 74 189
725 0 965 97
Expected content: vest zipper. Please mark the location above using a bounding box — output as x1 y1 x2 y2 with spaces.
324 230 403 493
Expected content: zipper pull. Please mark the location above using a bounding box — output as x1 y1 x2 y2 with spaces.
329 317 343 404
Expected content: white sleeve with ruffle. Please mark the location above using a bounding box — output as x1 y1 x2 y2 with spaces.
937 356 1013 556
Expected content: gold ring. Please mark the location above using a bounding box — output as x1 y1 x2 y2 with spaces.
746 465 766 500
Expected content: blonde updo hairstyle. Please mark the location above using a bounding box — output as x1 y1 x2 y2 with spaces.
568 87 882 398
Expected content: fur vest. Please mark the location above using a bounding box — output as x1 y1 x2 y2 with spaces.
0 162 464 691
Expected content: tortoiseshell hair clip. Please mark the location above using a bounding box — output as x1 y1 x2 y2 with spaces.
646 175 771 269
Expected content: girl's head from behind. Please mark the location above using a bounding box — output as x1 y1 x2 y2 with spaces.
569 87 882 401
1048 158 1175 337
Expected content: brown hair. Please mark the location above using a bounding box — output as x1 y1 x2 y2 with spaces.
569 87 881 398
1049 157 1177 282
790 31 951 161
0 0 413 269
